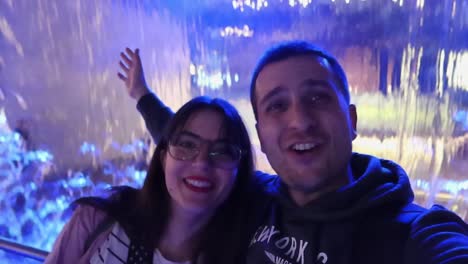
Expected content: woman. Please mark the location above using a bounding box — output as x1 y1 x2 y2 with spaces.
45 96 255 263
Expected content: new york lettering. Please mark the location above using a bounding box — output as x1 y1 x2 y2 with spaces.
250 225 309 264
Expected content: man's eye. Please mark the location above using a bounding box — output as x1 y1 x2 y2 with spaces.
266 100 287 113
309 93 331 105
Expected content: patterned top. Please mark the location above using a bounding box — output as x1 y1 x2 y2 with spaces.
45 205 194 264
90 223 191 264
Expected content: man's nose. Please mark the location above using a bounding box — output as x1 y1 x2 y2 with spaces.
288 101 317 131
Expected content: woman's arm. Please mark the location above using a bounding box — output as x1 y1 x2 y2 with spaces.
118 48 174 143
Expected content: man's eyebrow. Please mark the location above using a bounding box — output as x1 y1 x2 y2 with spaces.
299 78 332 88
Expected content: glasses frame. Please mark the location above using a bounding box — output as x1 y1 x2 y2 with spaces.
167 133 243 170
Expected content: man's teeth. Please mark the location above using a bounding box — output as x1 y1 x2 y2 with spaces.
292 143 316 151
185 179 213 188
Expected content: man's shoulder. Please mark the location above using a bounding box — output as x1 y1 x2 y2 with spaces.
358 203 425 239
357 203 462 240
391 203 468 252
391 203 427 224
253 170 279 193
404 204 468 263
253 170 277 182
371 203 465 228
410 204 468 233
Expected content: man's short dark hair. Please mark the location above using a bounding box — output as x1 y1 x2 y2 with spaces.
249 40 350 120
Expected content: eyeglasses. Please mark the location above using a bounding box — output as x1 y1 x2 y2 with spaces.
168 132 242 170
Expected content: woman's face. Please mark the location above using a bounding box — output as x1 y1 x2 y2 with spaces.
163 109 240 215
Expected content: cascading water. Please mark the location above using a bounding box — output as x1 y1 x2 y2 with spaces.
0 0 467 262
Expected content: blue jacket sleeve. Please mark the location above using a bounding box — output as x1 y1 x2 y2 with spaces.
136 93 174 143
405 205 468 264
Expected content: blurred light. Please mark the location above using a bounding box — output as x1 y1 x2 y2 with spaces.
13 92 28 110
68 172 90 188
443 180 468 194
0 109 7 127
416 0 425 10
454 110 468 131
415 179 430 191
233 0 270 11
401 44 421 93
416 47 424 90
33 150 54 163
196 70 224 90
232 0 317 10
299 0 312 7
189 63 196 75
80 141 97 155
56 196 68 210
226 72 232 87
132 170 146 186
436 49 445 96
234 73 239 82
451 0 457 18
220 25 254 38
447 51 468 91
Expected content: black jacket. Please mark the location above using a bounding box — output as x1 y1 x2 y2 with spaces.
246 154 468 264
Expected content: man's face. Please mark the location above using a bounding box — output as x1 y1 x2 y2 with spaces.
254 55 357 205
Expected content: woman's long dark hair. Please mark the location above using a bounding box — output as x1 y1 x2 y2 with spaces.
76 96 255 263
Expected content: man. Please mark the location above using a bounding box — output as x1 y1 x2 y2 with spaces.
118 42 468 263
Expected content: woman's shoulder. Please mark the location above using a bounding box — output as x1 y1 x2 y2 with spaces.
72 204 109 228
73 186 138 215
44 204 112 263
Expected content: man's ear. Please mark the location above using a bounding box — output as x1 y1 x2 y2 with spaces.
255 122 266 154
349 104 358 140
